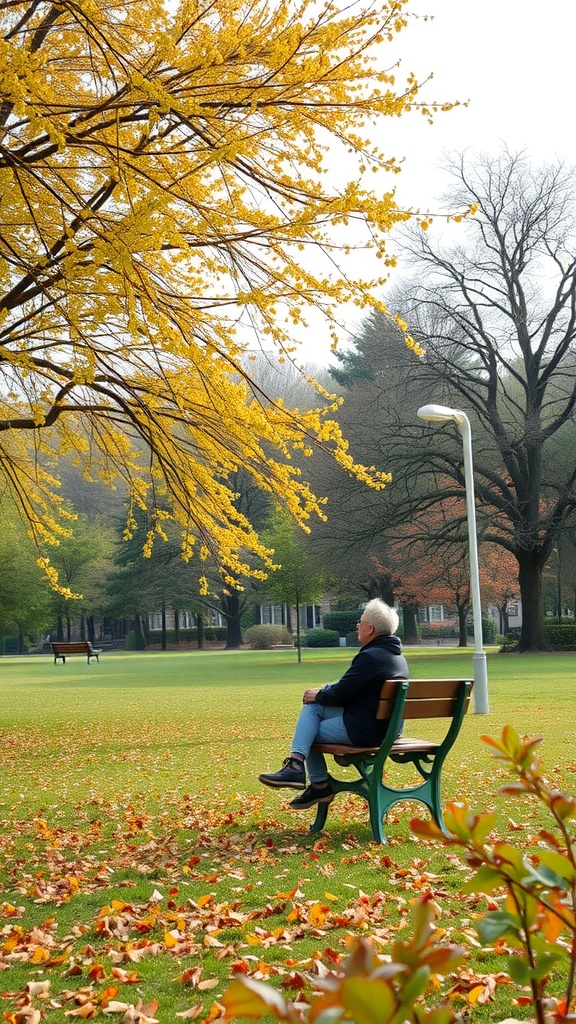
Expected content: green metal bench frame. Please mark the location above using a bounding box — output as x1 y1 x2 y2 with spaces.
310 677 473 844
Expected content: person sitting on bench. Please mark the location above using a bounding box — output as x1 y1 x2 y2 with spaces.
258 599 409 810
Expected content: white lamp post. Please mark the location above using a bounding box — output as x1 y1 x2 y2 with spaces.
417 404 489 714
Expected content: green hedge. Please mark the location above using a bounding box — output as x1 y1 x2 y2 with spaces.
304 628 340 648
146 627 227 643
322 611 359 635
125 629 146 651
500 624 576 651
542 624 576 649
146 628 197 643
419 618 498 644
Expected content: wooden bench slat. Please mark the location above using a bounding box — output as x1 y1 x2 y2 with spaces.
51 641 102 664
401 697 467 719
314 737 440 757
377 678 470 718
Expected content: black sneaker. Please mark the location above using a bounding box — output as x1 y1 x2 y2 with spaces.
289 782 334 810
258 758 306 790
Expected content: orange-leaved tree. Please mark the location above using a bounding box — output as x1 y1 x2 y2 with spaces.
0 0 451 592
384 495 472 645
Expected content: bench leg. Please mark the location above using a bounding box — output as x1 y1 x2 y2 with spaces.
309 772 447 844
308 770 390 843
310 801 330 834
309 789 389 843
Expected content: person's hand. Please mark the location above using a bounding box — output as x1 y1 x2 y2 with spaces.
302 688 320 704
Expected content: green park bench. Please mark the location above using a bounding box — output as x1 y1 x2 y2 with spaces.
51 641 103 664
311 677 473 843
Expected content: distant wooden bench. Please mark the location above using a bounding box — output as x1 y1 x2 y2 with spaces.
311 677 473 844
51 641 102 664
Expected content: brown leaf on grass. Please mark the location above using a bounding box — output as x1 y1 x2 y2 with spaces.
175 1004 205 1019
122 999 159 1023
321 948 342 966
447 969 512 1004
8 1007 42 1024
178 966 203 986
64 1002 98 1018
1 903 24 919
87 963 106 981
111 968 141 984
25 981 51 997
281 973 306 991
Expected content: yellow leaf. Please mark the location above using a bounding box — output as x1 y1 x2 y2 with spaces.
197 894 214 907
309 903 330 926
31 946 50 963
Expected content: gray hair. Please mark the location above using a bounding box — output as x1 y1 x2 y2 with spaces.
361 598 399 636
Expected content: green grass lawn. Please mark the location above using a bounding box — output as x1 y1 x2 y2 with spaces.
0 647 575 1022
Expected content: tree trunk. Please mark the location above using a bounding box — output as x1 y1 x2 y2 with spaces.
174 609 180 645
517 551 548 651
457 605 468 647
87 616 95 643
161 604 167 650
223 591 243 649
402 604 419 643
134 614 146 650
295 593 301 664
197 613 204 650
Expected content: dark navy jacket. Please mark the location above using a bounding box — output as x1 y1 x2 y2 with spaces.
314 633 409 745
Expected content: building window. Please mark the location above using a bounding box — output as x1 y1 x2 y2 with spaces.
428 605 444 622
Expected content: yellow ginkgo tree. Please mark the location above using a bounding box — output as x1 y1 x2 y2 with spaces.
0 0 441 589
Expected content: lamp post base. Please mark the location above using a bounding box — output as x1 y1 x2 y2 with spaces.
473 651 489 714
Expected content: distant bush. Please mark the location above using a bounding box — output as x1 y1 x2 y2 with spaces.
304 628 340 648
125 629 146 651
419 624 460 639
243 624 292 649
322 611 359 635
543 623 576 649
419 618 498 644
478 617 498 644
147 628 198 643
203 626 227 641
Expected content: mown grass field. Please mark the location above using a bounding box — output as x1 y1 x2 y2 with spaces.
1 647 575 1023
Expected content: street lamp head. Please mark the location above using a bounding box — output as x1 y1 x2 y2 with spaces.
417 403 466 425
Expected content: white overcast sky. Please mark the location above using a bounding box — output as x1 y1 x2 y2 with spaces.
296 0 576 365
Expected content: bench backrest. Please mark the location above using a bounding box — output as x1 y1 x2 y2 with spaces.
52 642 91 653
376 678 473 720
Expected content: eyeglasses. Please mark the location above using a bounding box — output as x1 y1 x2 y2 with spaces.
357 619 370 627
